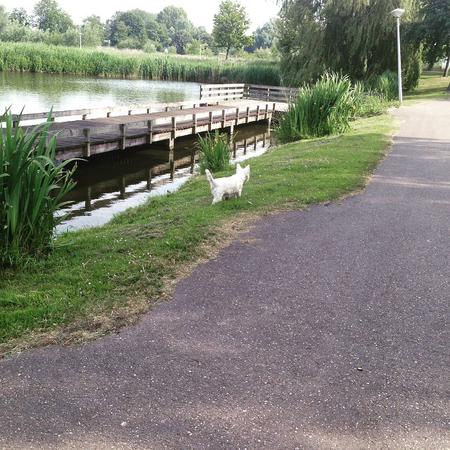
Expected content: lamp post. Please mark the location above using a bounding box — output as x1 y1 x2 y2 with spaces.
390 8 405 103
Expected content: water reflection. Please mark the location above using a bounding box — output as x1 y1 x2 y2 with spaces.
0 72 199 114
57 124 275 233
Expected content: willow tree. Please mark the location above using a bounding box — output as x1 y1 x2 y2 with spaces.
278 0 422 89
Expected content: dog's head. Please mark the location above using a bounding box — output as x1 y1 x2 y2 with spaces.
236 163 250 182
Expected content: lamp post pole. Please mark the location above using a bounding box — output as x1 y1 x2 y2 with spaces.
390 8 405 103
395 16 402 103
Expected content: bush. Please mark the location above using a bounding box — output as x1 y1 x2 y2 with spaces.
0 113 76 266
277 72 355 143
365 71 398 101
197 131 231 174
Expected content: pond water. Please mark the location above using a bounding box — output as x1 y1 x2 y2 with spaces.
0 71 200 114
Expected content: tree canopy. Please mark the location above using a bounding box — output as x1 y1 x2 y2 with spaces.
33 0 73 33
213 0 251 59
278 0 423 89
420 0 450 75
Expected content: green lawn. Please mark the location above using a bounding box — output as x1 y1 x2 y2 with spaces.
0 114 394 355
405 71 449 101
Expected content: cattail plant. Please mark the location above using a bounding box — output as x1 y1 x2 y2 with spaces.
197 131 231 174
0 112 77 266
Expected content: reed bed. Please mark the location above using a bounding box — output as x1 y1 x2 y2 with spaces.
0 42 281 85
197 131 231 174
0 113 76 266
277 73 356 143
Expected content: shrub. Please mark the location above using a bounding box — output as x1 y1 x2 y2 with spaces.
0 113 77 266
276 72 355 143
365 71 398 100
197 131 231 174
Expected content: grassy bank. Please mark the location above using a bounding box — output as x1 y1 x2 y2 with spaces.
0 113 393 354
405 71 449 101
0 42 281 85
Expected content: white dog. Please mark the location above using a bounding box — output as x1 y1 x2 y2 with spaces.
205 163 250 204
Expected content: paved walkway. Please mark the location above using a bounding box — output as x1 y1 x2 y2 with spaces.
1 100 449 449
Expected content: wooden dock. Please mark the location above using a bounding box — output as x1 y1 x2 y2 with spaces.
7 83 291 162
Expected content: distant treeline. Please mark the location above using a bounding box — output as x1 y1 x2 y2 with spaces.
0 43 281 85
0 0 278 57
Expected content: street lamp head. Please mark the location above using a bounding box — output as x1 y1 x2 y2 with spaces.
390 8 405 18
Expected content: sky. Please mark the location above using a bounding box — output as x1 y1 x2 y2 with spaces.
1 0 280 31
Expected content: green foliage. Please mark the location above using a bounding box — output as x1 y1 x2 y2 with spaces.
276 73 356 143
0 113 76 266
157 6 194 54
366 71 398 100
197 131 231 174
0 5 8 35
0 42 281 85
420 0 450 75
213 0 251 59
8 7 31 26
33 0 73 33
278 0 423 89
82 16 105 48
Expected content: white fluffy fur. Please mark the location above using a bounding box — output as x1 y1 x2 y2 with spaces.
205 163 250 204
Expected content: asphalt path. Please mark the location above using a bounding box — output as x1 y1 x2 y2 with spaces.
1 99 449 449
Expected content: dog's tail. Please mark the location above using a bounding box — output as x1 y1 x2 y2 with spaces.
205 169 215 188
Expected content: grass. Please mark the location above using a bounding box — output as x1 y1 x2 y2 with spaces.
197 131 231 174
405 71 449 101
0 113 394 354
0 42 281 85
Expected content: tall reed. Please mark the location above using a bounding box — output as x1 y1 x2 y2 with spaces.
197 131 231 174
0 42 281 85
277 73 356 143
0 113 76 266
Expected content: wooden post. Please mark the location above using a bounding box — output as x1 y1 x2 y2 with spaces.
266 88 270 101
233 141 237 158
235 108 240 126
264 103 269 120
146 108 151 114
246 107 250 124
165 106 169 112
171 116 177 140
229 124 234 143
12 120 18 128
83 128 91 157
256 105 260 121
192 113 197 134
85 186 92 211
169 145 175 180
272 102 277 113
190 149 195 174
147 168 152 190
208 111 213 132
243 138 248 155
147 120 153 144
119 176 126 199
128 110 132 116
119 124 127 150
253 137 257 151
106 111 111 118
263 132 267 148
221 109 226 128
82 114 87 120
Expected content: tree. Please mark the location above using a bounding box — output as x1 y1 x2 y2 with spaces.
420 0 450 76
82 15 105 47
254 21 276 50
9 7 31 26
108 10 147 48
33 0 73 33
212 0 251 59
157 6 193 54
0 6 8 35
278 0 423 89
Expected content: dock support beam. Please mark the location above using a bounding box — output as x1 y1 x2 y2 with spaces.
83 128 91 157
